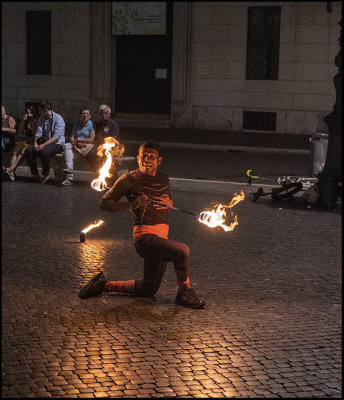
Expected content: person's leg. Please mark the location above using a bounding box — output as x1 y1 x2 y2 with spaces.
9 145 19 167
78 272 136 299
105 279 136 294
40 143 62 177
63 143 74 182
8 144 29 173
24 144 39 177
135 234 205 308
78 235 205 306
134 234 190 294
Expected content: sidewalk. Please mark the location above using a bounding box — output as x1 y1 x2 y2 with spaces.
2 178 341 398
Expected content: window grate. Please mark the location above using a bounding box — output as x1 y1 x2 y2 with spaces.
243 111 276 131
246 6 281 80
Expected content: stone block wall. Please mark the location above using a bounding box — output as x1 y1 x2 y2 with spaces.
1 2 91 123
2 2 342 135
189 2 341 134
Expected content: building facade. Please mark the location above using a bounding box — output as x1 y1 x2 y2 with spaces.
1 2 341 135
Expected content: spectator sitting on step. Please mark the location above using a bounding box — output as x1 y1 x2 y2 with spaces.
1 105 16 154
3 105 38 182
85 104 120 187
24 100 65 184
61 107 95 186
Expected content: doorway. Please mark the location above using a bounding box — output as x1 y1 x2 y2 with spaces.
115 3 173 114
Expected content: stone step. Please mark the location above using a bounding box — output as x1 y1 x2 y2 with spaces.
114 113 171 129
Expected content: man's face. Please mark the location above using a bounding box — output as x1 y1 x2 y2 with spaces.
81 110 91 123
39 107 52 119
2 107 6 119
137 147 162 176
100 109 110 122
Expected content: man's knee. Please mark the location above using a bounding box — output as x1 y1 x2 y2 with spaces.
177 243 190 259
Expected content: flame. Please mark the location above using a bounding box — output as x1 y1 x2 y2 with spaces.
197 191 245 231
81 220 104 234
91 137 125 191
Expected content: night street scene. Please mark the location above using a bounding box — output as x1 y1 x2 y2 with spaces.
2 2 342 399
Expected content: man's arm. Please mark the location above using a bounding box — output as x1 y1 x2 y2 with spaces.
51 113 65 142
109 120 119 139
37 136 57 151
76 129 95 145
2 117 16 134
34 117 43 150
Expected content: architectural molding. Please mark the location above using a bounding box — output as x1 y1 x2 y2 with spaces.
171 2 193 128
90 2 111 101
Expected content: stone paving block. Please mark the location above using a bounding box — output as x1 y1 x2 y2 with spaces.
2 179 342 398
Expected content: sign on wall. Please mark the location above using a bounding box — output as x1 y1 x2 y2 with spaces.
112 2 166 35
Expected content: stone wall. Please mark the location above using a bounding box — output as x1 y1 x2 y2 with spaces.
2 2 342 134
2 2 91 122
189 2 341 133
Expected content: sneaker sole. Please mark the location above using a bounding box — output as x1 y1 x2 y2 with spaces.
79 272 105 299
174 299 206 309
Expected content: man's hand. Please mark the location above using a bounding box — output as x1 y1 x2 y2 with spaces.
153 194 173 209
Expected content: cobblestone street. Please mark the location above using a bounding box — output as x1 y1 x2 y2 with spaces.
2 176 342 398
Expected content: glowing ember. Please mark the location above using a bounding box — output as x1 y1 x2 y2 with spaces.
81 220 104 234
197 191 245 231
91 137 125 191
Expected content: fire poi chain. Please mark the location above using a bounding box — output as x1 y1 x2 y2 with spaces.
85 139 245 234
91 137 125 192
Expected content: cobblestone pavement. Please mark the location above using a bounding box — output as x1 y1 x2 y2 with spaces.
2 177 341 398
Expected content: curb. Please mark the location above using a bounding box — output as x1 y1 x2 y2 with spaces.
14 166 274 189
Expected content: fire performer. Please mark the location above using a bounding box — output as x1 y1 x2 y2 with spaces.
79 140 206 309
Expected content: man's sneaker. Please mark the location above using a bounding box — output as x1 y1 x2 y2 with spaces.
63 167 73 174
40 175 50 184
79 272 106 299
175 288 206 309
61 179 73 186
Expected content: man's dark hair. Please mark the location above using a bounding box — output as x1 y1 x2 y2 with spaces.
39 100 52 110
139 140 161 156
80 107 91 114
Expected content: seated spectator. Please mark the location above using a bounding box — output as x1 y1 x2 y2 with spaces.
86 104 120 186
1 105 16 153
61 107 95 186
3 105 37 181
24 100 65 184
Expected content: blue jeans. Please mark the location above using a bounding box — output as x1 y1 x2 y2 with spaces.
25 143 63 176
134 234 190 297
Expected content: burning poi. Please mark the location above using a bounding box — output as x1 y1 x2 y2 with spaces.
91 137 125 192
151 191 245 232
197 191 245 231
80 220 104 242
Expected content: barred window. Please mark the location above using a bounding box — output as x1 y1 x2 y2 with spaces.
246 6 281 80
27 11 51 75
